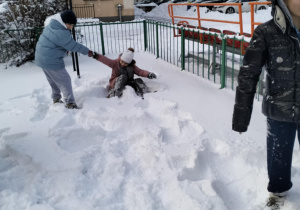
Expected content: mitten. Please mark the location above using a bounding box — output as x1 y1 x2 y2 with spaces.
88 50 93 57
148 72 157 79
93 52 99 60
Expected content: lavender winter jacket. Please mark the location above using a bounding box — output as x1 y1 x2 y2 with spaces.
96 54 149 88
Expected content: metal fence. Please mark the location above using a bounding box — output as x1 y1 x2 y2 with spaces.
0 20 264 99
75 21 146 55
73 4 95 18
142 20 263 98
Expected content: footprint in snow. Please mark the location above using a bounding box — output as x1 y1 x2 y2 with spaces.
0 127 11 138
30 103 50 122
2 132 30 141
30 87 52 122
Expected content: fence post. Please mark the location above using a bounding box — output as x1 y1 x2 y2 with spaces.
143 20 148 51
181 28 185 70
220 35 226 89
156 22 159 58
99 22 105 55
0 38 3 63
212 38 216 83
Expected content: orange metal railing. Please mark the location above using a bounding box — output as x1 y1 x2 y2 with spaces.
168 3 244 34
249 2 272 36
168 1 272 36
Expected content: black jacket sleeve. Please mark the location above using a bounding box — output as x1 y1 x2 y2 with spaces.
232 26 268 132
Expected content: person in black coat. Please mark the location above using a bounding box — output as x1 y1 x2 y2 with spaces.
232 0 300 206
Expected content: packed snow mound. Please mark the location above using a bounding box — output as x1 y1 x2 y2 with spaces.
135 6 146 16
1 6 300 208
0 2 8 13
2 52 300 209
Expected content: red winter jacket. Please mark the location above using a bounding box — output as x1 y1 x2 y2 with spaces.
96 54 149 88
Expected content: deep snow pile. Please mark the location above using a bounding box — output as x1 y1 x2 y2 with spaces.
1 52 300 210
0 2 8 13
1 4 300 210
135 6 146 16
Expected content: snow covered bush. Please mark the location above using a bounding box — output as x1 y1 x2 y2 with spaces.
0 0 65 67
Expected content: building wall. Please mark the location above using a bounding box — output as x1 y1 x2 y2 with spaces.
72 0 135 22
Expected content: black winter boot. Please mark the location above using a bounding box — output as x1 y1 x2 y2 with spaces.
107 75 128 98
53 99 64 104
65 103 79 109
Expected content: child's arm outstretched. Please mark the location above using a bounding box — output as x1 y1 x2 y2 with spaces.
89 51 115 68
134 65 157 79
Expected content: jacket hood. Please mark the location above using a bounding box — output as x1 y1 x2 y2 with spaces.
271 0 295 33
44 13 67 29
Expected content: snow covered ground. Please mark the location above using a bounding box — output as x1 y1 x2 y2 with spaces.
1 3 300 210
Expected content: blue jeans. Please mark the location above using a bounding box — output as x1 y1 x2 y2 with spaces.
267 118 300 193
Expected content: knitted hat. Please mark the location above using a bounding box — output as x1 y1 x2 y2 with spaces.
61 10 77 25
121 50 134 63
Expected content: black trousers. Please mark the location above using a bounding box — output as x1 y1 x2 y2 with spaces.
266 118 300 193
108 75 147 98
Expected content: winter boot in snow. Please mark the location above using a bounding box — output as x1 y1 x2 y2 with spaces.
53 99 64 104
107 89 115 98
127 78 148 99
265 192 286 209
107 75 128 98
107 89 123 98
65 103 79 109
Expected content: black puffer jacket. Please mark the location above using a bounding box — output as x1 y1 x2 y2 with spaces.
232 0 300 132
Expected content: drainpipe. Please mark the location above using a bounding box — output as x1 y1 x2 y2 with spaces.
116 4 123 22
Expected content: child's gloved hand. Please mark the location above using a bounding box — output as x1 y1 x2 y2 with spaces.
92 52 99 60
148 72 157 79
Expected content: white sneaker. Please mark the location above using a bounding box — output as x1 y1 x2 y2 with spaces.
265 192 287 210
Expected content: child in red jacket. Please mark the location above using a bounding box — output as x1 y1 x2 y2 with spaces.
89 48 156 99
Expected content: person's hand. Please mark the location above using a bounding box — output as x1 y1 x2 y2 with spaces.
232 124 246 134
88 50 93 57
148 72 157 79
92 52 99 60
